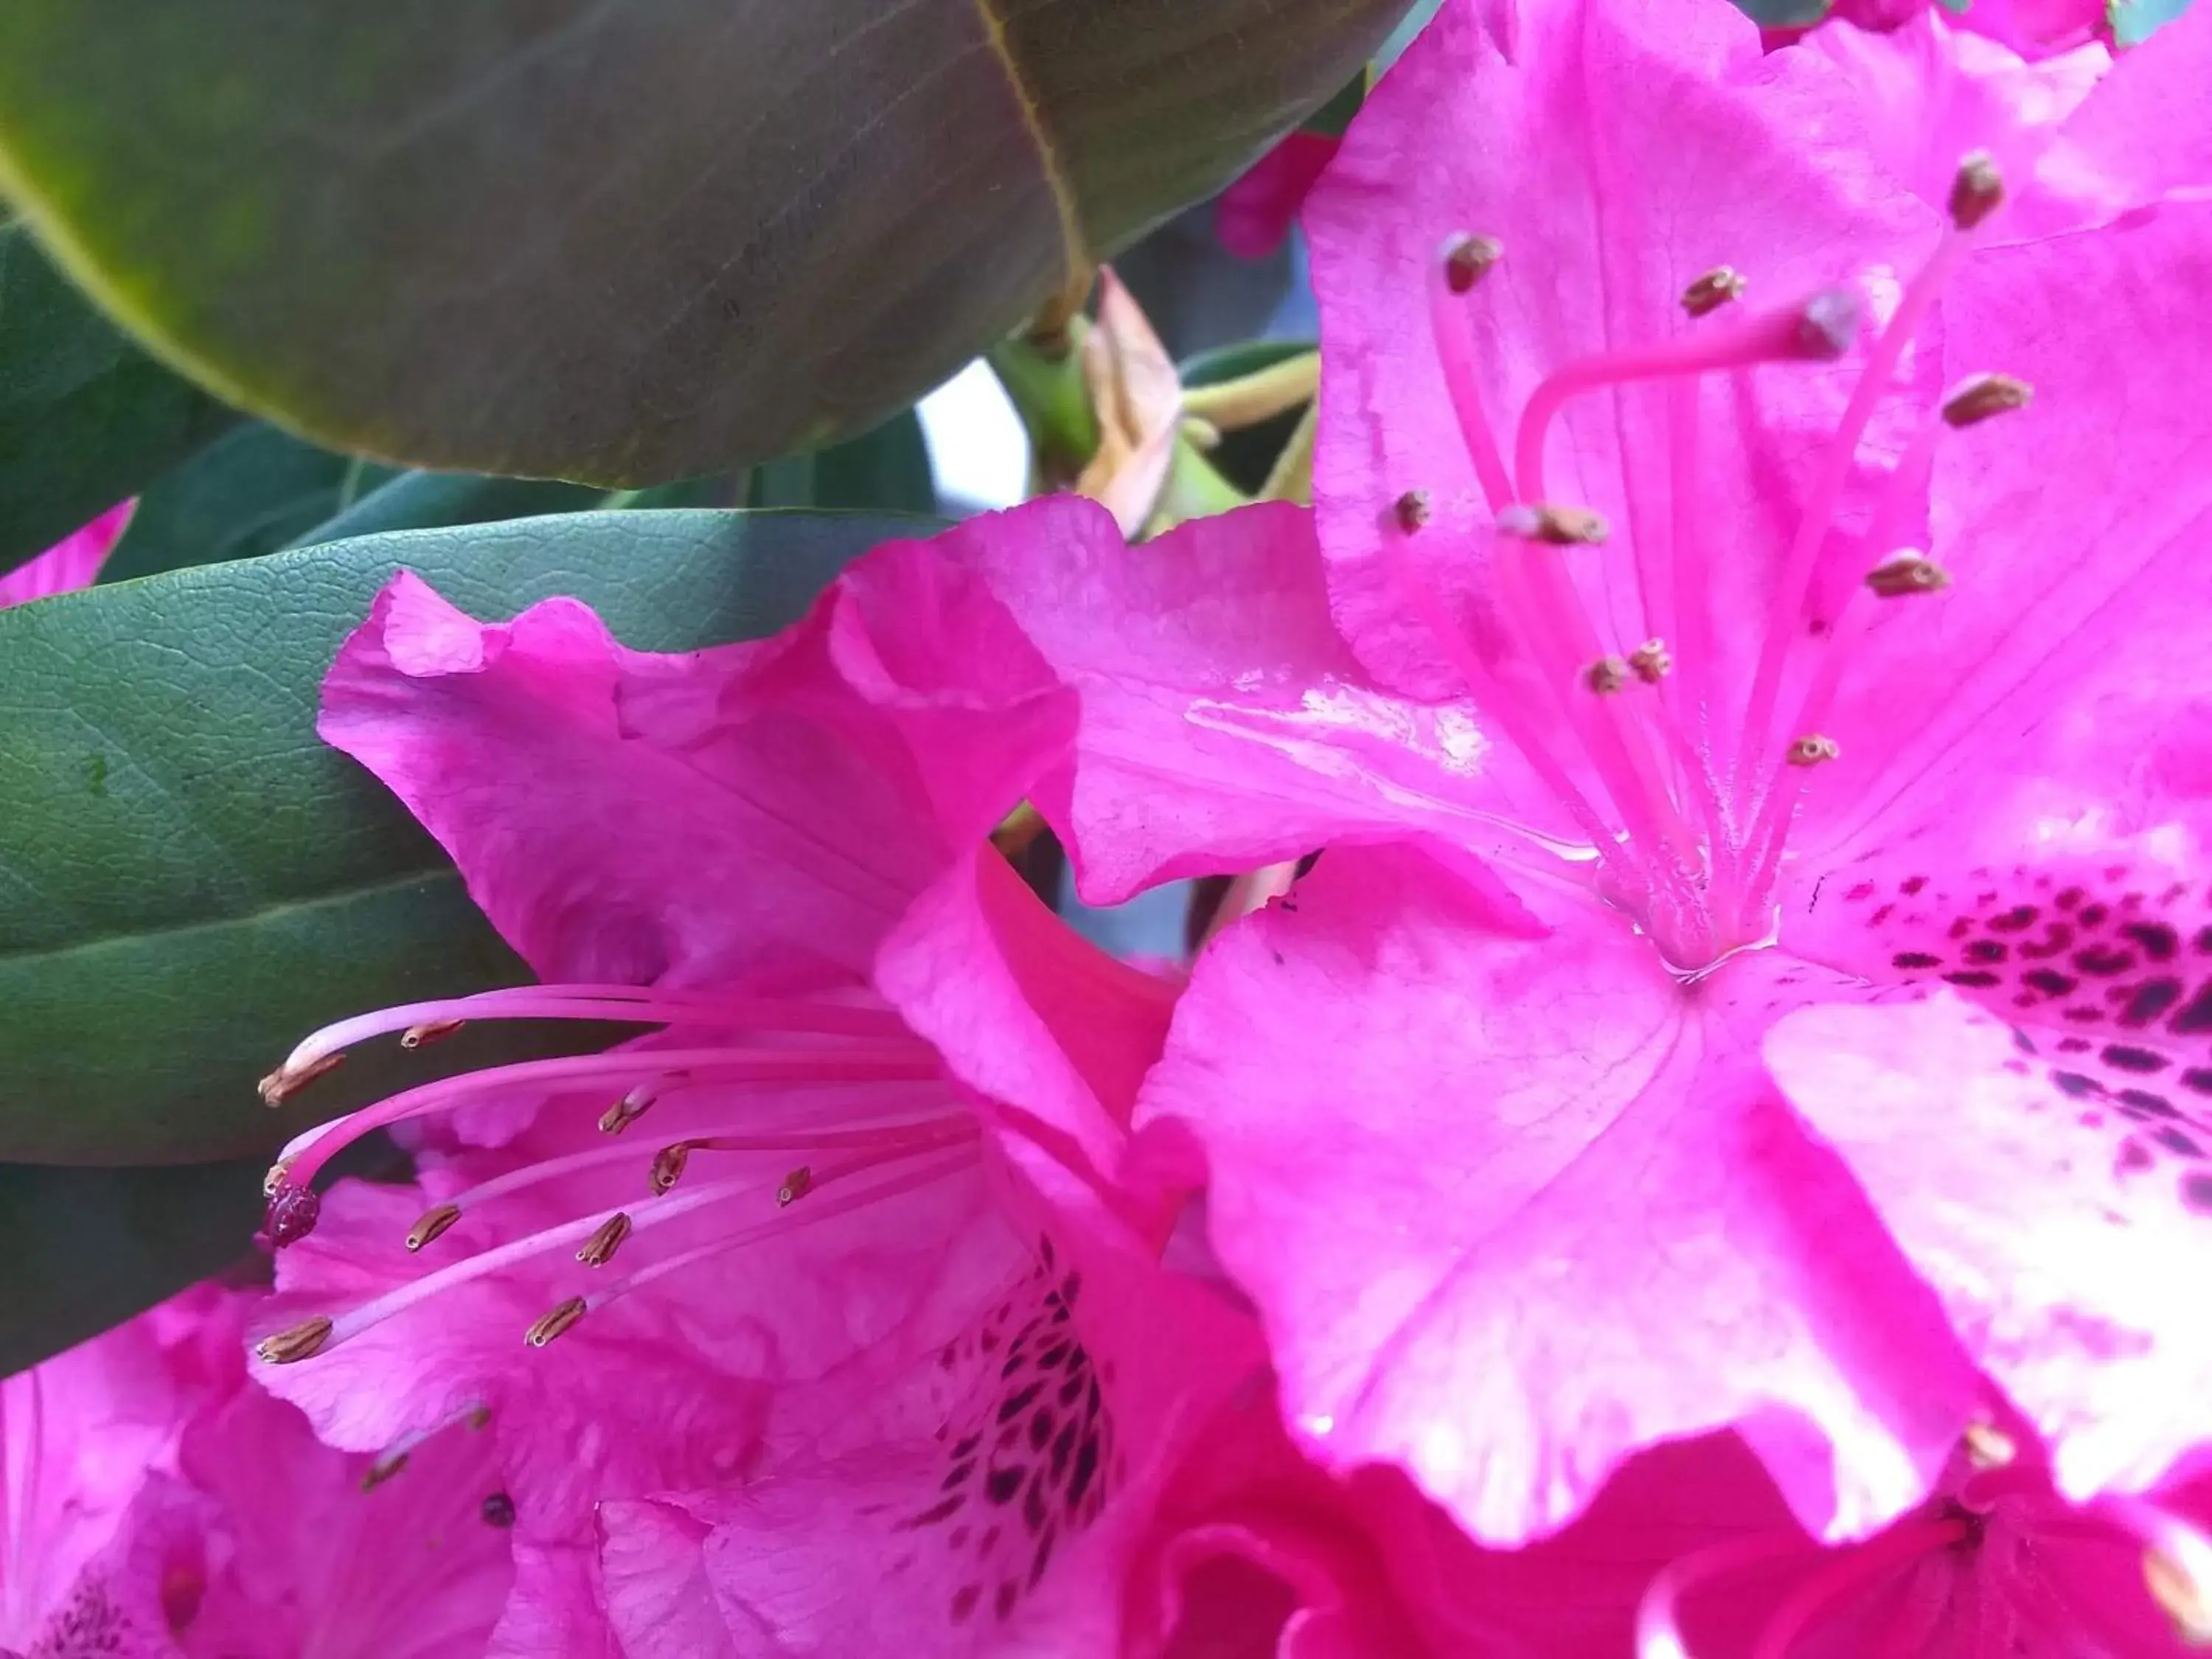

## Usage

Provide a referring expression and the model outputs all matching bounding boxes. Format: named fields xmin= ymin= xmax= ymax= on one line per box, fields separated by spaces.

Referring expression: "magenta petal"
xmin=1139 ymin=842 xmax=1974 ymax=1545
xmin=1216 ymin=131 xmax=1342 ymax=260
xmin=320 ymin=524 xmax=1076 ymax=987
xmin=1768 ymin=990 xmax=2212 ymax=1502
xmin=0 ymin=501 xmax=133 ymax=608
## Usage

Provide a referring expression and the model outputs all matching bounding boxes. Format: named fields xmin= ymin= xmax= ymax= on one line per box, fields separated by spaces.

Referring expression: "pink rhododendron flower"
xmin=1634 ymin=1421 xmax=2212 ymax=1656
xmin=1809 ymin=0 xmax=2107 ymax=59
xmin=1216 ymin=132 xmax=1342 ymax=261
xmin=0 ymin=501 xmax=132 ymax=608
xmin=247 ymin=511 xmax=1279 ymax=1654
xmin=824 ymin=0 xmax=2212 ymax=1559
xmin=1 ymin=1283 xmax=512 ymax=1659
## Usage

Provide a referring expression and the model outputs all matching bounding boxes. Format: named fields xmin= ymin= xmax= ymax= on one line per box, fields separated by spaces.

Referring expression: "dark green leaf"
xmin=0 ymin=509 xmax=927 ymax=1166
xmin=1301 ymin=73 xmax=1366 ymax=140
xmin=748 ymin=410 xmax=936 ymax=515
xmin=0 ymin=220 xmax=236 ymax=576
xmin=289 ymin=469 xmax=606 ymax=549
xmin=0 ymin=0 xmax=1407 ymax=484
xmin=100 ymin=422 xmax=399 ymax=582
xmin=0 ymin=1158 xmax=265 ymax=1372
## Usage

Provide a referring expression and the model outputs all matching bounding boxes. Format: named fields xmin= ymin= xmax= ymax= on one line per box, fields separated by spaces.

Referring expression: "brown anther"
xmin=1865 ymin=551 xmax=1951 ymax=598
xmin=255 ymin=1316 xmax=334 ymax=1366
xmin=1628 ymin=639 xmax=1673 ymax=684
xmin=1442 ymin=234 xmax=1502 ymax=294
xmin=2146 ymin=1546 xmax=2212 ymax=1644
xmin=1498 ymin=504 xmax=1610 ymax=546
xmin=360 ymin=1452 xmax=409 ymax=1492
xmin=467 ymin=1405 xmax=493 ymax=1431
xmin=258 ymin=1051 xmax=343 ymax=1106
xmin=1787 ymin=734 xmax=1842 ymax=768
xmin=526 ymin=1296 xmax=588 ymax=1349
xmin=262 ymin=1161 xmax=293 ymax=1198
xmin=1941 ymin=373 xmax=2033 ymax=428
xmin=1793 ymin=289 xmax=1862 ymax=361
xmin=406 ymin=1202 xmax=462 ymax=1253
xmin=576 ymin=1212 xmax=633 ymax=1267
xmin=1680 ymin=266 xmax=1747 ymax=318
xmin=777 ymin=1166 xmax=815 ymax=1208
xmin=1585 ymin=656 xmax=1630 ymax=696
xmin=400 ymin=1018 xmax=464 ymax=1049
xmin=1392 ymin=489 xmax=1433 ymax=532
xmin=1949 ymin=150 xmax=2005 ymax=231
xmin=1961 ymin=1420 xmax=2017 ymax=1471
xmin=598 ymin=1085 xmax=656 ymax=1135
xmin=649 ymin=1141 xmax=692 ymax=1196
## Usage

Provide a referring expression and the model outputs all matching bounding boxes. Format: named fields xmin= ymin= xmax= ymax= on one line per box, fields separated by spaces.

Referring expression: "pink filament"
xmin=1427 ymin=259 xmax=1516 ymax=510
xmin=277 ymin=1043 xmax=943 ymax=1184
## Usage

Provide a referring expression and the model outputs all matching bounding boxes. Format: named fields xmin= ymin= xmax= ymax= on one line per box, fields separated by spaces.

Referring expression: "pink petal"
xmin=0 ymin=501 xmax=133 ymax=608
xmin=1304 ymin=0 xmax=1935 ymax=701
xmin=597 ymin=1192 xmax=1266 ymax=1657
xmin=1794 ymin=201 xmax=2212 ymax=863
xmin=1767 ymin=990 xmax=2212 ymax=1501
xmin=2031 ymin=0 xmax=2212 ymax=225
xmin=321 ymin=513 xmax=1074 ymax=989
xmin=1216 ymin=131 xmax=1342 ymax=261
xmin=1138 ymin=841 xmax=1974 ymax=1545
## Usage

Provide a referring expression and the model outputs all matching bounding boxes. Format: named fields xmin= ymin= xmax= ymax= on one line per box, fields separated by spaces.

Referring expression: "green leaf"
xmin=1301 ymin=73 xmax=1367 ymax=140
xmin=0 ymin=509 xmax=926 ymax=1166
xmin=0 ymin=1158 xmax=266 ymax=1372
xmin=289 ymin=468 xmax=607 ymax=549
xmin=0 ymin=0 xmax=1408 ymax=486
xmin=748 ymin=410 xmax=936 ymax=515
xmin=0 ymin=220 xmax=236 ymax=577
xmin=99 ymin=422 xmax=399 ymax=583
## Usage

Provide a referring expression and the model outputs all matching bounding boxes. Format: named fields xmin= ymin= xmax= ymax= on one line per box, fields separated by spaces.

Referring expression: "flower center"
xmin=254 ymin=981 xmax=980 ymax=1365
xmin=1394 ymin=153 xmax=2030 ymax=973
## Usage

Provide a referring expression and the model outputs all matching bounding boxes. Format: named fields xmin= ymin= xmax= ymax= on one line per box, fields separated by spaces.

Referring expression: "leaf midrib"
xmin=970 ymin=0 xmax=1089 ymax=280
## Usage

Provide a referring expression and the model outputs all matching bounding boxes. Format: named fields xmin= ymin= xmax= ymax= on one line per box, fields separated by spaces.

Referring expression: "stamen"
xmin=260 ymin=1051 xmax=341 ymax=1105
xmin=1949 ymin=150 xmax=2006 ymax=231
xmin=406 ymin=1203 xmax=462 ymax=1252
xmin=575 ymin=1212 xmax=633 ymax=1267
xmin=1442 ymin=233 xmax=1502 ymax=294
xmin=1498 ymin=504 xmax=1610 ymax=546
xmin=262 ymin=1162 xmax=292 ymax=1198
xmin=1630 ymin=640 xmax=1672 ymax=684
xmin=1515 ymin=291 xmax=1859 ymax=503
xmin=1393 ymin=489 xmax=1432 ymax=532
xmin=650 ymin=1143 xmax=691 ymax=1195
xmin=274 ymin=1043 xmax=940 ymax=1188
xmin=1681 ymin=266 xmax=1747 ymax=318
xmin=1586 ymin=657 xmax=1630 ymax=695
xmin=1637 ymin=1535 xmax=1815 ymax=1659
xmin=1962 ymin=1420 xmax=2017 ymax=1470
xmin=271 ymin=984 xmax=910 ymax=1085
xmin=255 ymin=1317 xmax=334 ymax=1366
xmin=1941 ymin=373 xmax=2033 ymax=428
xmin=400 ymin=1019 xmax=464 ymax=1049
xmin=1786 ymin=735 xmax=1840 ymax=768
xmin=777 ymin=1166 xmax=814 ymax=1206
xmin=2101 ymin=1495 xmax=2212 ymax=1645
xmin=526 ymin=1295 xmax=587 ymax=1348
xmin=361 ymin=1451 xmax=408 ymax=1490
xmin=1865 ymin=552 xmax=1951 ymax=598
xmin=598 ymin=1086 xmax=656 ymax=1135
xmin=1429 ymin=238 xmax=1516 ymax=509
